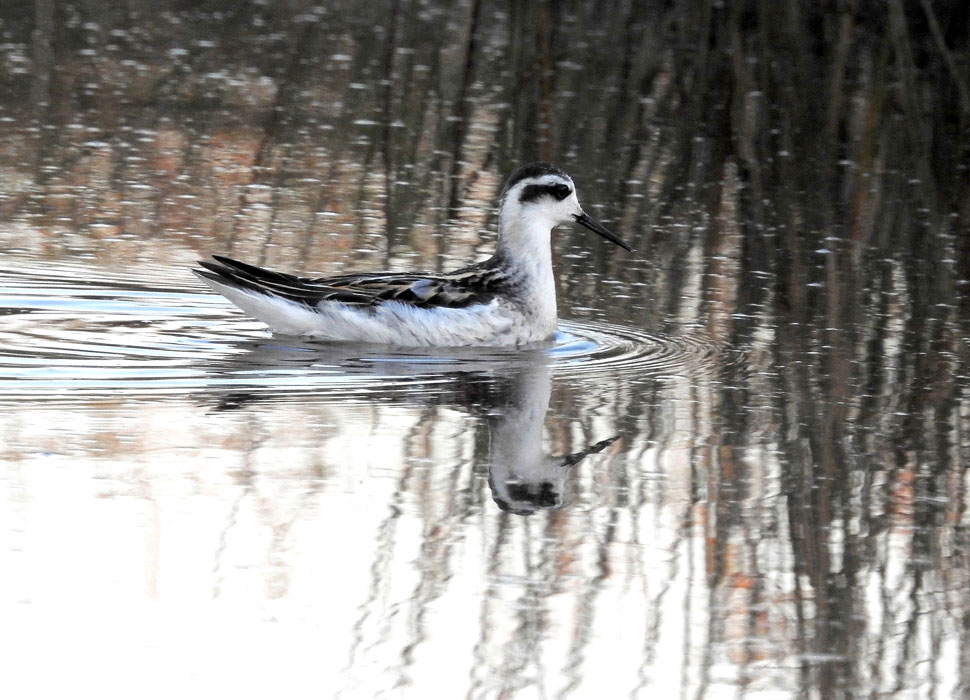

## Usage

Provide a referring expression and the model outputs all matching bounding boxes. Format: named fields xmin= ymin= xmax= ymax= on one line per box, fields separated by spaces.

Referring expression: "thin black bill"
xmin=573 ymin=212 xmax=633 ymax=252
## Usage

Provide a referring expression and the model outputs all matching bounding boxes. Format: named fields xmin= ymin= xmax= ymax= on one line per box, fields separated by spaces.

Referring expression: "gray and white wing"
xmin=195 ymin=255 xmax=505 ymax=309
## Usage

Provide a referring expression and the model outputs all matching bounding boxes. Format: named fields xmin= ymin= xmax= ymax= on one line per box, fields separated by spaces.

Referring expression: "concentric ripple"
xmin=0 ymin=263 xmax=734 ymax=403
xmin=552 ymin=319 xmax=728 ymax=379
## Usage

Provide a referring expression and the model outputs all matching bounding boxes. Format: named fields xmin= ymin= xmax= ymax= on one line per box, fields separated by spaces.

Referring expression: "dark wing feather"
xmin=195 ymin=255 xmax=509 ymax=309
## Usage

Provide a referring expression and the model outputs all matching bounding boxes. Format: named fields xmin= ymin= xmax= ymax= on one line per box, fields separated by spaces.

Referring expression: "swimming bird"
xmin=193 ymin=162 xmax=631 ymax=347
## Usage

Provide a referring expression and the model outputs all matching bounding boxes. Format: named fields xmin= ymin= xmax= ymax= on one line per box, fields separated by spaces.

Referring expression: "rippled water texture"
xmin=0 ymin=263 xmax=728 ymax=400
xmin=2 ymin=2 xmax=969 ymax=699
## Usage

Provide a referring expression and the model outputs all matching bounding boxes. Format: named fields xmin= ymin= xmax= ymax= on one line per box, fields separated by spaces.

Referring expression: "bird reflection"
xmin=484 ymin=361 xmax=618 ymax=515
xmin=199 ymin=337 xmax=619 ymax=515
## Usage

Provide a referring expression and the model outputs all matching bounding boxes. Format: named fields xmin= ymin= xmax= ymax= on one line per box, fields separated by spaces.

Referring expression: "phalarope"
xmin=194 ymin=162 xmax=631 ymax=346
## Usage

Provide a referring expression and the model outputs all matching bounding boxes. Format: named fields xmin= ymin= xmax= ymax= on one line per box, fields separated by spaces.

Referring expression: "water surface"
xmin=1 ymin=2 xmax=968 ymax=699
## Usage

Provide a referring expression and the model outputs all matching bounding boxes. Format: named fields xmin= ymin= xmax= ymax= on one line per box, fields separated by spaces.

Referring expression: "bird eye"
xmin=518 ymin=182 xmax=574 ymax=204
xmin=552 ymin=184 xmax=571 ymax=200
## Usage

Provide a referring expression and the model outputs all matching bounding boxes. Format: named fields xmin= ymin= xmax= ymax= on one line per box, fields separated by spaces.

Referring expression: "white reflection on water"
xmin=0 ymin=259 xmax=965 ymax=700
xmin=0 ymin=259 xmax=723 ymax=698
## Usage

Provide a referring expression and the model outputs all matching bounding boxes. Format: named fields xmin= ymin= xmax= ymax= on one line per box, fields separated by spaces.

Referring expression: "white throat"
xmin=496 ymin=207 xmax=558 ymax=332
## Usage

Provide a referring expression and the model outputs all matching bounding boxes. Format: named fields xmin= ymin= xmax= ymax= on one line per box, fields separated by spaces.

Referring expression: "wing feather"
xmin=195 ymin=255 xmax=508 ymax=309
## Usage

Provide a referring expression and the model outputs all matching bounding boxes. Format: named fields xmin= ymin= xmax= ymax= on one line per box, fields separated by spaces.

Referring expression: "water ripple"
xmin=0 ymin=264 xmax=734 ymax=402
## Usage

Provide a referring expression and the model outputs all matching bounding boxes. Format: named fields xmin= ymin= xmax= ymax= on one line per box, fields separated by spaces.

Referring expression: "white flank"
xmin=196 ymin=272 xmax=531 ymax=347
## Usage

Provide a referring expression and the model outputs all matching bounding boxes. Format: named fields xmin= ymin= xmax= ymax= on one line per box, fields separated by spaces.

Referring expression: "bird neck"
xmin=495 ymin=210 xmax=557 ymax=330
xmin=496 ymin=209 xmax=554 ymax=272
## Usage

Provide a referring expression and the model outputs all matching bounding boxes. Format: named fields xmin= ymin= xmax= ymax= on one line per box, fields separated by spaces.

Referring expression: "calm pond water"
xmin=1 ymin=2 xmax=969 ymax=699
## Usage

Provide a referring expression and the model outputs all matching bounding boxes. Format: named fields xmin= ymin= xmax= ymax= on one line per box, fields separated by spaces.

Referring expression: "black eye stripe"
xmin=519 ymin=183 xmax=572 ymax=203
